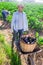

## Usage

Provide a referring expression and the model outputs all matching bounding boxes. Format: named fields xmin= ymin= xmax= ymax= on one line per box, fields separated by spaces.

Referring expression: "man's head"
xmin=18 ymin=4 xmax=24 ymax=12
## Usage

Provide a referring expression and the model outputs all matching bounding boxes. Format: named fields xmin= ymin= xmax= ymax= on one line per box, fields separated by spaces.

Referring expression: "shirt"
xmin=11 ymin=11 xmax=28 ymax=32
xmin=2 ymin=10 xmax=10 ymax=17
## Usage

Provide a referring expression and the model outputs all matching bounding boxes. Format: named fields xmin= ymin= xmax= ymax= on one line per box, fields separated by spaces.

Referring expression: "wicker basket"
xmin=20 ymin=40 xmax=37 ymax=52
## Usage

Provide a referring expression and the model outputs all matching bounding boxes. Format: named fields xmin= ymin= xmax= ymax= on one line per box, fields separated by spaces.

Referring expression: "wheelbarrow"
xmin=12 ymin=33 xmax=42 ymax=65
xmin=19 ymin=36 xmax=42 ymax=65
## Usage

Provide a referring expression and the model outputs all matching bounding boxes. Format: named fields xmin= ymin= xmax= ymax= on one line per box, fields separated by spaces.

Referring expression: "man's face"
xmin=18 ymin=6 xmax=23 ymax=12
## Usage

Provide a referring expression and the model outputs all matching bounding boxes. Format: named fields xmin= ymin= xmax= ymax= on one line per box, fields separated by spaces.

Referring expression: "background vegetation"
xmin=0 ymin=2 xmax=43 ymax=32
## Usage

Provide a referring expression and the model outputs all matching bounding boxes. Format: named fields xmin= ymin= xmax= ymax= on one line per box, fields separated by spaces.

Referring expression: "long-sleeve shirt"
xmin=11 ymin=11 xmax=28 ymax=32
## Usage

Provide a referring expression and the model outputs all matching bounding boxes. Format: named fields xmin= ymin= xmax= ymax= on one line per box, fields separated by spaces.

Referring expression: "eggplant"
xmin=22 ymin=37 xmax=36 ymax=44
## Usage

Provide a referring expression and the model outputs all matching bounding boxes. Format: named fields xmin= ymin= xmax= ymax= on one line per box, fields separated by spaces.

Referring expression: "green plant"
xmin=0 ymin=34 xmax=5 ymax=43
xmin=35 ymin=32 xmax=39 ymax=38
xmin=11 ymin=49 xmax=21 ymax=65
xmin=35 ymin=32 xmax=43 ymax=46
xmin=3 ymin=43 xmax=11 ymax=58
xmin=0 ymin=42 xmax=10 ymax=65
xmin=0 ymin=34 xmax=21 ymax=65
xmin=38 ymin=37 xmax=43 ymax=46
xmin=0 ymin=13 xmax=2 ymax=18
xmin=6 ymin=15 xmax=12 ymax=23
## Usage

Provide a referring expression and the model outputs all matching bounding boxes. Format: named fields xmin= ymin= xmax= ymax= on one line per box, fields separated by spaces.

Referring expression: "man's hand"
xmin=11 ymin=30 xmax=14 ymax=34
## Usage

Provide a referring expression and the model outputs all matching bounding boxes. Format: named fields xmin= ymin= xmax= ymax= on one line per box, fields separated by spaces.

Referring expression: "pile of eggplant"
xmin=21 ymin=37 xmax=36 ymax=44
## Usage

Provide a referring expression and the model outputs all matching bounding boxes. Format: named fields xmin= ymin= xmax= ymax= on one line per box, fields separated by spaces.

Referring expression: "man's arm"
xmin=11 ymin=13 xmax=15 ymax=33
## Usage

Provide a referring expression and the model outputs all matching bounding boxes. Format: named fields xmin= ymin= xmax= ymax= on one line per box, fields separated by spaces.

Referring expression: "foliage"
xmin=0 ymin=44 xmax=7 ymax=65
xmin=35 ymin=32 xmax=43 ymax=46
xmin=3 ymin=42 xmax=11 ymax=58
xmin=35 ymin=32 xmax=39 ymax=38
xmin=0 ymin=34 xmax=21 ymax=65
xmin=0 ymin=2 xmax=43 ymax=32
xmin=38 ymin=37 xmax=43 ymax=46
xmin=0 ymin=34 xmax=5 ymax=43
xmin=6 ymin=15 xmax=12 ymax=23
xmin=11 ymin=49 xmax=21 ymax=65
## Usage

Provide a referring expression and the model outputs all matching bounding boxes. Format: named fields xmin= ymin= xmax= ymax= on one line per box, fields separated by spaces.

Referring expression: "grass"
xmin=0 ymin=34 xmax=21 ymax=65
xmin=0 ymin=42 xmax=10 ymax=65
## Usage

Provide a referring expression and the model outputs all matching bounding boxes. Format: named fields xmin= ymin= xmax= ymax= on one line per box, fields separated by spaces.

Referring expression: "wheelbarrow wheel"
xmin=27 ymin=56 xmax=34 ymax=65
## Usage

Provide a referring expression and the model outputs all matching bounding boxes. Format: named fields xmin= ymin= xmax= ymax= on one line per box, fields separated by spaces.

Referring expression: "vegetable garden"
xmin=0 ymin=2 xmax=43 ymax=65
xmin=0 ymin=2 xmax=43 ymax=32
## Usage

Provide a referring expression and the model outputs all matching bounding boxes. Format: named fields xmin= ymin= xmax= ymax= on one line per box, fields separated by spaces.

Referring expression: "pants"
xmin=12 ymin=29 xmax=23 ymax=52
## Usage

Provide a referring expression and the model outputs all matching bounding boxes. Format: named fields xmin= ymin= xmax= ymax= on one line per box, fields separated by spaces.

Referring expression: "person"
xmin=1 ymin=9 xmax=10 ymax=26
xmin=11 ymin=4 xmax=29 ymax=51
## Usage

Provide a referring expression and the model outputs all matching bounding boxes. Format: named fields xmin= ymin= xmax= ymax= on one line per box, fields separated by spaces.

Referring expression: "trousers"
xmin=12 ymin=29 xmax=23 ymax=52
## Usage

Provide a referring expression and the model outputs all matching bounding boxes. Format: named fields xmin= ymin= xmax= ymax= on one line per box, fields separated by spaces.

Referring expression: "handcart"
xmin=12 ymin=34 xmax=42 ymax=65
xmin=19 ymin=36 xmax=42 ymax=65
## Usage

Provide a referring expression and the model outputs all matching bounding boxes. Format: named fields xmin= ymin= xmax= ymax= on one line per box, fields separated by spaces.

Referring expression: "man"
xmin=11 ymin=4 xmax=28 ymax=51
xmin=1 ymin=9 xmax=10 ymax=26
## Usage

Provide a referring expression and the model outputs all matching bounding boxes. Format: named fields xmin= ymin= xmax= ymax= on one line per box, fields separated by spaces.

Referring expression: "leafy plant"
xmin=35 ymin=32 xmax=39 ymax=38
xmin=0 ymin=34 xmax=5 ymax=43
xmin=6 ymin=15 xmax=12 ymax=23
xmin=0 ymin=34 xmax=21 ymax=65
xmin=38 ymin=37 xmax=43 ymax=46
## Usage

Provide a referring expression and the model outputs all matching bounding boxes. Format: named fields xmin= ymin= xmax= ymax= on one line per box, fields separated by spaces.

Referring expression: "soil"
xmin=0 ymin=20 xmax=43 ymax=65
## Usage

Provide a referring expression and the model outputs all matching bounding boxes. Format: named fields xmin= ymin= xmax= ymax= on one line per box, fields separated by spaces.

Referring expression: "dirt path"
xmin=0 ymin=20 xmax=43 ymax=65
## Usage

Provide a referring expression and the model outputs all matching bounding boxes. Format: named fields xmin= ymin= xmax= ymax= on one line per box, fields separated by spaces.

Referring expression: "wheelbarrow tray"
xmin=20 ymin=47 xmax=42 ymax=54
